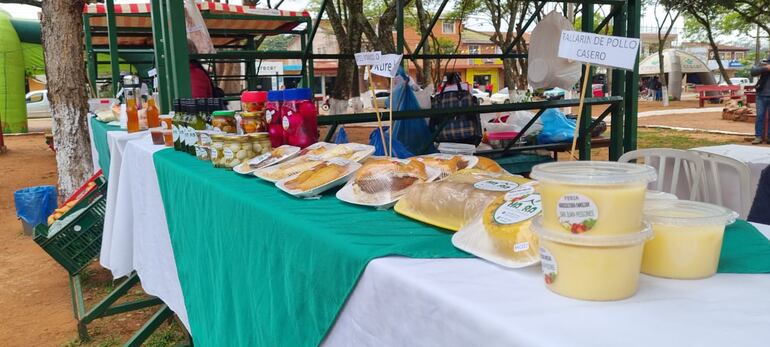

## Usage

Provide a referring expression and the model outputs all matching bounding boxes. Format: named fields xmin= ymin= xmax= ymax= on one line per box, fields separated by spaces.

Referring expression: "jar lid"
xmin=531 ymin=216 xmax=653 ymax=247
xmin=212 ymin=110 xmax=235 ymax=117
xmin=241 ymin=91 xmax=267 ymax=103
xmin=211 ymin=134 xmax=227 ymax=140
xmin=283 ymin=88 xmax=313 ymax=101
xmin=268 ymin=90 xmax=284 ymax=101
xmin=241 ymin=112 xmax=257 ymax=118
xmin=645 ymin=200 xmax=737 ymax=226
xmin=530 ymin=161 xmax=657 ymax=185
xmin=248 ymin=132 xmax=269 ymax=139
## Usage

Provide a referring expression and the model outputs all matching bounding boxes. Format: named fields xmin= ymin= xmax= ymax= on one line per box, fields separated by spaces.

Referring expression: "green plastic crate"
xmin=33 ymin=177 xmax=107 ymax=275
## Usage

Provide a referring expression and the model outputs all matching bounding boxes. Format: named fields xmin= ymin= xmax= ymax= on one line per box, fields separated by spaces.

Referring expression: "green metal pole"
xmin=105 ymin=0 xmax=121 ymax=96
xmin=300 ymin=30 xmax=308 ymax=88
xmin=150 ymin=0 xmax=170 ymax=113
xmin=610 ymin=4 xmax=627 ymax=160
xmin=579 ymin=2 xmax=594 ymax=160
xmin=160 ymin=0 xmax=175 ymax=104
xmin=245 ymin=37 xmax=257 ymax=90
xmin=83 ymin=15 xmax=97 ymax=95
xmin=396 ymin=0 xmax=404 ymax=54
xmin=165 ymin=0 xmax=192 ymax=98
xmin=625 ymin=0 xmax=641 ymax=152
xmin=306 ymin=19 xmax=315 ymax=92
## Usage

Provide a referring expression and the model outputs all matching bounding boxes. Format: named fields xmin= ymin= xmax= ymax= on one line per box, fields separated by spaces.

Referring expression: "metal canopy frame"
xmin=90 ymin=0 xmax=640 ymax=160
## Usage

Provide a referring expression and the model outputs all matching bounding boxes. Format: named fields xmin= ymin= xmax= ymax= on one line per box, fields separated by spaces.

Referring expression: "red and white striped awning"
xmin=84 ymin=1 xmax=309 ymax=46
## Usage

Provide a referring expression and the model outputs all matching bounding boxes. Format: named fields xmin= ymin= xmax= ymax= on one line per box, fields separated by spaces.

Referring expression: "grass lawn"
xmin=637 ymin=128 xmax=745 ymax=149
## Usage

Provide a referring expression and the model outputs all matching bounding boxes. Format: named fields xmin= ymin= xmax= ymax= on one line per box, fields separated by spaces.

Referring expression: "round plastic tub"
xmin=530 ymin=161 xmax=657 ymax=235
xmin=531 ymin=216 xmax=652 ymax=301
xmin=642 ymin=200 xmax=737 ymax=279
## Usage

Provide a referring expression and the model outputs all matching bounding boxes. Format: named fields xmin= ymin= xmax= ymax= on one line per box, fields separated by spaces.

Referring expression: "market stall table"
xmin=90 ymin=125 xmax=770 ymax=346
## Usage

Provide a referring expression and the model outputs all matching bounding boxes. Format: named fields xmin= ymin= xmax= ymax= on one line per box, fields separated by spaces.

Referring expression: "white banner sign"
xmin=557 ymin=31 xmax=640 ymax=70
xmin=256 ymin=61 xmax=284 ymax=76
xmin=370 ymin=54 xmax=403 ymax=78
xmin=355 ymin=51 xmax=382 ymax=66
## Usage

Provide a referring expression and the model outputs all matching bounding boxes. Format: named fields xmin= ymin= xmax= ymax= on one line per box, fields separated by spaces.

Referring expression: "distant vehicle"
xmin=543 ymin=87 xmax=567 ymax=100
xmin=471 ymin=88 xmax=488 ymax=104
xmin=490 ymin=87 xmax=510 ymax=104
xmin=373 ymin=90 xmax=390 ymax=109
xmin=730 ymin=77 xmax=752 ymax=86
xmin=26 ymin=90 xmax=51 ymax=119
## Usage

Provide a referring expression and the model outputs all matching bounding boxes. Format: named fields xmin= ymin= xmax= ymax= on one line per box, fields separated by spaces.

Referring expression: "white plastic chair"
xmin=618 ymin=148 xmax=705 ymax=200
xmin=692 ymin=150 xmax=752 ymax=219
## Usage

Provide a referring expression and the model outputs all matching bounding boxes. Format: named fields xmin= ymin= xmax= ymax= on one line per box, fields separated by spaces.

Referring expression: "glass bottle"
xmin=126 ymin=88 xmax=140 ymax=133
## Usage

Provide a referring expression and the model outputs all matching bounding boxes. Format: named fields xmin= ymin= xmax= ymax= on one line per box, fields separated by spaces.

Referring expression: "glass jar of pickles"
xmin=211 ymin=110 xmax=237 ymax=133
xmin=210 ymin=134 xmax=226 ymax=168
xmin=195 ymin=145 xmax=210 ymax=161
xmin=248 ymin=132 xmax=272 ymax=155
xmin=222 ymin=135 xmax=254 ymax=169
xmin=240 ymin=112 xmax=268 ymax=134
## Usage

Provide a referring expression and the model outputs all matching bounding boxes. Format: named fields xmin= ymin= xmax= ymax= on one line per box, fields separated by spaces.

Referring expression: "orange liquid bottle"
xmin=126 ymin=95 xmax=140 ymax=133
xmin=146 ymin=97 xmax=160 ymax=128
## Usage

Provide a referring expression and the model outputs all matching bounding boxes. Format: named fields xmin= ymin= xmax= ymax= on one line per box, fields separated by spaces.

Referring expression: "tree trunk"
xmin=700 ymin=19 xmax=731 ymax=84
xmin=41 ymin=0 xmax=93 ymax=198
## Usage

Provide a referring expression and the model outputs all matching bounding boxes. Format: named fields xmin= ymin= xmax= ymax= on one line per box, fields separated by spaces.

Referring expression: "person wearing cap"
xmin=750 ymin=56 xmax=770 ymax=144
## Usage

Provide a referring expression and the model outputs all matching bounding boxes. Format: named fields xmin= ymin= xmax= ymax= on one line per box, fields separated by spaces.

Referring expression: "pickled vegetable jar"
xmin=195 ymin=145 xmax=210 ymax=161
xmin=240 ymin=112 xmax=268 ymax=134
xmin=211 ymin=110 xmax=237 ymax=133
xmin=210 ymin=134 xmax=227 ymax=168
xmin=241 ymin=91 xmax=267 ymax=113
xmin=531 ymin=217 xmax=652 ymax=301
xmin=642 ymin=200 xmax=736 ymax=279
xmin=248 ymin=133 xmax=272 ymax=155
xmin=530 ymin=161 xmax=657 ymax=235
xmin=222 ymin=135 xmax=253 ymax=169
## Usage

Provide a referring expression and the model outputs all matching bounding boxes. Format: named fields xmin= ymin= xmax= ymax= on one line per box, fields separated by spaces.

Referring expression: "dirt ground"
xmin=0 ymin=135 xmax=182 ymax=347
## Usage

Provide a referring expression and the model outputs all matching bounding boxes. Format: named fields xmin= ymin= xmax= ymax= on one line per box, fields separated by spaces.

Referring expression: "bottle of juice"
xmin=266 ymin=90 xmax=284 ymax=147
xmin=146 ymin=95 xmax=160 ymax=128
xmin=126 ymin=88 xmax=140 ymax=133
xmin=281 ymin=88 xmax=317 ymax=148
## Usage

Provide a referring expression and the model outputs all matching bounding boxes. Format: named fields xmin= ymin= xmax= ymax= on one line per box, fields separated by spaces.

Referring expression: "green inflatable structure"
xmin=0 ymin=11 xmax=27 ymax=133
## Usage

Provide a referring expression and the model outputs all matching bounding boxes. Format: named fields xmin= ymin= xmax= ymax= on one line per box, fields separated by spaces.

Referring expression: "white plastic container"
xmin=642 ymin=200 xmax=737 ymax=279
xmin=531 ymin=216 xmax=653 ymax=301
xmin=530 ymin=161 xmax=657 ymax=235
xmin=438 ymin=142 xmax=477 ymax=155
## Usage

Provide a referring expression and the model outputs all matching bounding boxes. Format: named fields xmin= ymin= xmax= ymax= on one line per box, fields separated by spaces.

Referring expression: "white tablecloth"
xmin=96 ymin=132 xmax=770 ymax=346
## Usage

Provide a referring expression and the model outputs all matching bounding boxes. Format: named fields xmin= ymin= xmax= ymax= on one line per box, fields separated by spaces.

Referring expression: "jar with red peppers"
xmin=241 ymin=91 xmax=267 ymax=113
xmin=240 ymin=111 xmax=268 ymax=134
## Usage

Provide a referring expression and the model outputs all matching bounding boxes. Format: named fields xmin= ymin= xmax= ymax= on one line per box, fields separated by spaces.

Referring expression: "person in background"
xmin=486 ymin=83 xmax=493 ymax=96
xmin=647 ymin=77 xmax=657 ymax=100
xmin=748 ymin=166 xmax=770 ymax=224
xmin=750 ymin=57 xmax=770 ymax=144
xmin=187 ymin=39 xmax=214 ymax=98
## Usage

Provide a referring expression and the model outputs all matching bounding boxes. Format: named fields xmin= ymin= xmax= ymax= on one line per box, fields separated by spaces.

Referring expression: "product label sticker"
xmin=540 ymin=247 xmax=558 ymax=285
xmin=200 ymin=133 xmax=211 ymax=146
xmin=265 ymin=109 xmax=275 ymax=123
xmin=474 ymin=179 xmax=519 ymax=192
xmin=187 ymin=127 xmax=196 ymax=146
xmin=513 ymin=242 xmax=530 ymax=253
xmin=282 ymin=115 xmax=290 ymax=131
xmin=223 ymin=148 xmax=234 ymax=160
xmin=503 ymin=185 xmax=536 ymax=200
xmin=172 ymin=125 xmax=179 ymax=142
xmin=211 ymin=149 xmax=218 ymax=159
xmin=557 ymin=193 xmax=599 ymax=233
xmin=493 ymin=190 xmax=542 ymax=225
xmin=195 ymin=147 xmax=203 ymax=157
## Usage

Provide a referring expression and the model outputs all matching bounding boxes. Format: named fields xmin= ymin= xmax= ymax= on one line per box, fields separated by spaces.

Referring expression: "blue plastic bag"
xmin=390 ymin=67 xmax=436 ymax=154
xmin=537 ymin=108 xmax=576 ymax=144
xmin=14 ymin=185 xmax=57 ymax=227
xmin=369 ymin=126 xmax=414 ymax=159
xmin=334 ymin=126 xmax=349 ymax=144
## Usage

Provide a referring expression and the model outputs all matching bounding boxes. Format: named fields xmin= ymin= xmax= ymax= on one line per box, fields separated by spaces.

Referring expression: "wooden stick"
xmin=388 ymin=77 xmax=394 ymax=157
xmin=367 ymin=67 xmax=388 ymax=157
xmin=569 ymin=63 xmax=592 ymax=161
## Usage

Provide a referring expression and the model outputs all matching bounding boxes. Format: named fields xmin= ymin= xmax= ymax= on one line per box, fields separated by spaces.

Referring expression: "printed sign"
xmin=557 ymin=30 xmax=640 ymax=70
xmin=355 ymin=51 xmax=382 ymax=66
xmin=370 ymin=54 xmax=403 ymax=78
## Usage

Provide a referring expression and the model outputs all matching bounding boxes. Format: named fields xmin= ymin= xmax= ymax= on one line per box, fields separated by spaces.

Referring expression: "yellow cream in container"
xmin=642 ymin=200 xmax=737 ymax=279
xmin=530 ymin=161 xmax=657 ymax=235
xmin=530 ymin=217 xmax=653 ymax=301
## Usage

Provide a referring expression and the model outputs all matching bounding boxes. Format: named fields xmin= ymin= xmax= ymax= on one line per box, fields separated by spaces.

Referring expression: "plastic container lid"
xmin=530 ymin=161 xmax=657 ymax=185
xmin=212 ymin=110 xmax=235 ymax=117
xmin=437 ymin=142 xmax=476 ymax=155
xmin=268 ymin=90 xmax=284 ymax=101
xmin=644 ymin=200 xmax=737 ymax=226
xmin=487 ymin=131 xmax=519 ymax=140
xmin=284 ymin=88 xmax=313 ymax=101
xmin=645 ymin=190 xmax=678 ymax=201
xmin=531 ymin=216 xmax=653 ymax=247
xmin=241 ymin=91 xmax=267 ymax=103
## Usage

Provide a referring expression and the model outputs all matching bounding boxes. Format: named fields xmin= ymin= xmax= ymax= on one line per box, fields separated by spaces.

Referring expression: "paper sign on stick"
xmin=355 ymin=51 xmax=382 ymax=66
xmin=370 ymin=54 xmax=403 ymax=78
xmin=557 ymin=31 xmax=640 ymax=70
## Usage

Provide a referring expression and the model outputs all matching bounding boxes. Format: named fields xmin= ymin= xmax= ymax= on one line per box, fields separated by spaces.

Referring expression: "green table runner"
xmin=89 ymin=117 xmax=123 ymax=178
xmin=153 ymin=150 xmax=471 ymax=347
xmin=718 ymin=219 xmax=770 ymax=273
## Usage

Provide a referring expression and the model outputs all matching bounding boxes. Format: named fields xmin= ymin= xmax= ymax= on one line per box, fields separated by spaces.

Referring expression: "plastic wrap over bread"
xmin=394 ymin=170 xmax=533 ymax=231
